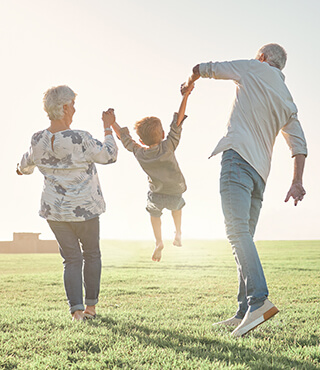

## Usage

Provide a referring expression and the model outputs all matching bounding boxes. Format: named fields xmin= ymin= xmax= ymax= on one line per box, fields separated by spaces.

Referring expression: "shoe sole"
xmin=233 ymin=306 xmax=279 ymax=337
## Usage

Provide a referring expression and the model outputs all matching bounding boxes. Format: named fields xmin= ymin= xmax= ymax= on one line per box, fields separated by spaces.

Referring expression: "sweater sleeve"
xmin=119 ymin=127 xmax=142 ymax=153
xmin=165 ymin=113 xmax=187 ymax=151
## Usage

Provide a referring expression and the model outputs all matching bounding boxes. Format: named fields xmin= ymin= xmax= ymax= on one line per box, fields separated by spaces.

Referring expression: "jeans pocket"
xmin=235 ymin=162 xmax=255 ymax=190
xmin=220 ymin=158 xmax=254 ymax=192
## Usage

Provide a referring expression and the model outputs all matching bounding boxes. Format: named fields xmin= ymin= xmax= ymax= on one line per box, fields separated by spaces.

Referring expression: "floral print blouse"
xmin=19 ymin=129 xmax=118 ymax=222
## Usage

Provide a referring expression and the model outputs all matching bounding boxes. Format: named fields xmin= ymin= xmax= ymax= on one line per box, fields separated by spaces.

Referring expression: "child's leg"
xmin=150 ymin=215 xmax=164 ymax=262
xmin=172 ymin=209 xmax=182 ymax=246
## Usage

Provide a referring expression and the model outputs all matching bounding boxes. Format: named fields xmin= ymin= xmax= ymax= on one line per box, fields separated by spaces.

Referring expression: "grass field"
xmin=1 ymin=240 xmax=320 ymax=369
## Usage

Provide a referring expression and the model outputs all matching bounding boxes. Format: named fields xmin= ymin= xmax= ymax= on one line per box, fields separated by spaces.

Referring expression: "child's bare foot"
xmin=152 ymin=242 xmax=164 ymax=262
xmin=173 ymin=233 xmax=182 ymax=247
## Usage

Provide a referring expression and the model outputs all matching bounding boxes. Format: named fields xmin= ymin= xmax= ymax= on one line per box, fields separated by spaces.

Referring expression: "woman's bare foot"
xmin=173 ymin=232 xmax=182 ymax=247
xmin=152 ymin=242 xmax=164 ymax=262
xmin=72 ymin=310 xmax=85 ymax=321
xmin=84 ymin=305 xmax=96 ymax=318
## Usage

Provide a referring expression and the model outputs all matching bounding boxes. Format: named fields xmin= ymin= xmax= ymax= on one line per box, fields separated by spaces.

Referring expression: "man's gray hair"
xmin=43 ymin=85 xmax=76 ymax=121
xmin=256 ymin=43 xmax=287 ymax=70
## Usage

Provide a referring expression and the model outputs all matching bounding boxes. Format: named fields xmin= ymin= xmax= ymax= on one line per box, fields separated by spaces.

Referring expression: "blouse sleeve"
xmin=19 ymin=146 xmax=36 ymax=174
xmin=83 ymin=132 xmax=118 ymax=164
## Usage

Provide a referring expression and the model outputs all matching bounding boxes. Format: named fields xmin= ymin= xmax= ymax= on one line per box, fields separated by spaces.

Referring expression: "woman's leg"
xmin=74 ymin=217 xmax=101 ymax=314
xmin=47 ymin=220 xmax=84 ymax=314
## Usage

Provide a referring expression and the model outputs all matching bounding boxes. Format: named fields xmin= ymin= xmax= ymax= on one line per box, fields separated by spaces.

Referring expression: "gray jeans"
xmin=47 ymin=217 xmax=101 ymax=314
xmin=220 ymin=150 xmax=268 ymax=318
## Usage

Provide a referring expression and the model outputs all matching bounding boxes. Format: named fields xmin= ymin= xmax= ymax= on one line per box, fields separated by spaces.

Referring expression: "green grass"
xmin=1 ymin=240 xmax=320 ymax=369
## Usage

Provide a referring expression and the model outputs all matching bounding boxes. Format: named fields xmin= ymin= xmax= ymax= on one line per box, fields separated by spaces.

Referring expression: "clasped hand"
xmin=102 ymin=108 xmax=115 ymax=127
xmin=180 ymin=82 xmax=194 ymax=96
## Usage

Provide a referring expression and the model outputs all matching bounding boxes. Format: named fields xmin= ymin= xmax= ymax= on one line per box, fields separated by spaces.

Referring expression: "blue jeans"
xmin=47 ymin=217 xmax=101 ymax=314
xmin=220 ymin=150 xmax=268 ymax=318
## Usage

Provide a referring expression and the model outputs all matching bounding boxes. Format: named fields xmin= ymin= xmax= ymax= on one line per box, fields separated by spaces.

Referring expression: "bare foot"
xmin=84 ymin=305 xmax=96 ymax=318
xmin=173 ymin=233 xmax=182 ymax=247
xmin=72 ymin=310 xmax=85 ymax=321
xmin=152 ymin=242 xmax=164 ymax=262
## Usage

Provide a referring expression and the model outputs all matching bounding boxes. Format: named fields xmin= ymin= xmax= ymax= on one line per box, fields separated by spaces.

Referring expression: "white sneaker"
xmin=212 ymin=316 xmax=242 ymax=327
xmin=231 ymin=299 xmax=279 ymax=337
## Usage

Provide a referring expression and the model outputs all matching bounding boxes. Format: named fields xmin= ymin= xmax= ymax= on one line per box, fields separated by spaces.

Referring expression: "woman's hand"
xmin=16 ymin=163 xmax=23 ymax=175
xmin=102 ymin=108 xmax=115 ymax=128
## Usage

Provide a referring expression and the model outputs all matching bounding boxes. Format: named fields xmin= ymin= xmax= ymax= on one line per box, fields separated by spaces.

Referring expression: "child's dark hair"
xmin=134 ymin=116 xmax=163 ymax=146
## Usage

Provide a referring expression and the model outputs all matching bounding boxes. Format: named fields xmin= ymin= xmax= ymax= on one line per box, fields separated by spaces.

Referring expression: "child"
xmin=110 ymin=83 xmax=194 ymax=262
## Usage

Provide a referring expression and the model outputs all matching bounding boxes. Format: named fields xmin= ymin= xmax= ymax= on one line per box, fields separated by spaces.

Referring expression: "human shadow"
xmin=84 ymin=316 xmax=319 ymax=369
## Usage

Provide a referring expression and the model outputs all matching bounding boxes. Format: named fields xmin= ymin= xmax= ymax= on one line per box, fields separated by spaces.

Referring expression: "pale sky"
xmin=1 ymin=0 xmax=319 ymax=241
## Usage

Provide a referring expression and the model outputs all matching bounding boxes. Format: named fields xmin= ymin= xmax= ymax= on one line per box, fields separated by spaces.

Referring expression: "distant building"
xmin=0 ymin=233 xmax=58 ymax=253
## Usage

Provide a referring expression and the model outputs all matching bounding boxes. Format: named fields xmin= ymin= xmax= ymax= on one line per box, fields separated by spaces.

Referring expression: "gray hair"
xmin=256 ymin=43 xmax=287 ymax=70
xmin=43 ymin=85 xmax=76 ymax=120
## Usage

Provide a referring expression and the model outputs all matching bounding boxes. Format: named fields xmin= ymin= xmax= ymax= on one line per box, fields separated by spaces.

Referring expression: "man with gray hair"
xmin=182 ymin=43 xmax=307 ymax=337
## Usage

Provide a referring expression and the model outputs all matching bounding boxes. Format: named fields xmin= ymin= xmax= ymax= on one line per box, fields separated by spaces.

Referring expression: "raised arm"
xmin=177 ymin=82 xmax=194 ymax=126
xmin=188 ymin=64 xmax=201 ymax=86
xmin=284 ymin=154 xmax=306 ymax=206
xmin=102 ymin=108 xmax=116 ymax=136
xmin=108 ymin=114 xmax=141 ymax=153
xmin=181 ymin=64 xmax=200 ymax=95
xmin=111 ymin=121 xmax=122 ymax=140
xmin=81 ymin=109 xmax=118 ymax=164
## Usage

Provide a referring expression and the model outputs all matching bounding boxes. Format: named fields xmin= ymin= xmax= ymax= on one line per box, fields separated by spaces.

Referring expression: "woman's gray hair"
xmin=43 ymin=85 xmax=76 ymax=120
xmin=256 ymin=43 xmax=287 ymax=70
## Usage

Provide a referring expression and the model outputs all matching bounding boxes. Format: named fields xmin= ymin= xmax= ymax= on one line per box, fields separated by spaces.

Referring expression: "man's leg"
xmin=235 ymin=258 xmax=248 ymax=319
xmin=235 ymin=181 xmax=265 ymax=318
xmin=150 ymin=216 xmax=164 ymax=262
xmin=220 ymin=150 xmax=268 ymax=310
xmin=249 ymin=195 xmax=264 ymax=237
xmin=219 ymin=150 xmax=278 ymax=336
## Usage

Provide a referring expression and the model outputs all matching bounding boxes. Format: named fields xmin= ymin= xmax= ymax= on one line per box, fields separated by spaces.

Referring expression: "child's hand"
xmin=180 ymin=82 xmax=194 ymax=96
xmin=102 ymin=108 xmax=115 ymax=128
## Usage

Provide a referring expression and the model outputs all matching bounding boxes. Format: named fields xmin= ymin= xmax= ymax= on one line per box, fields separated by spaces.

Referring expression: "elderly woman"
xmin=17 ymin=85 xmax=118 ymax=321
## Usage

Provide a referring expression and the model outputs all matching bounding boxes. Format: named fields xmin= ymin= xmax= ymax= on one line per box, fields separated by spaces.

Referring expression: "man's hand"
xmin=285 ymin=182 xmax=306 ymax=206
xmin=102 ymin=108 xmax=115 ymax=128
xmin=285 ymin=154 xmax=306 ymax=206
xmin=181 ymin=64 xmax=200 ymax=95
